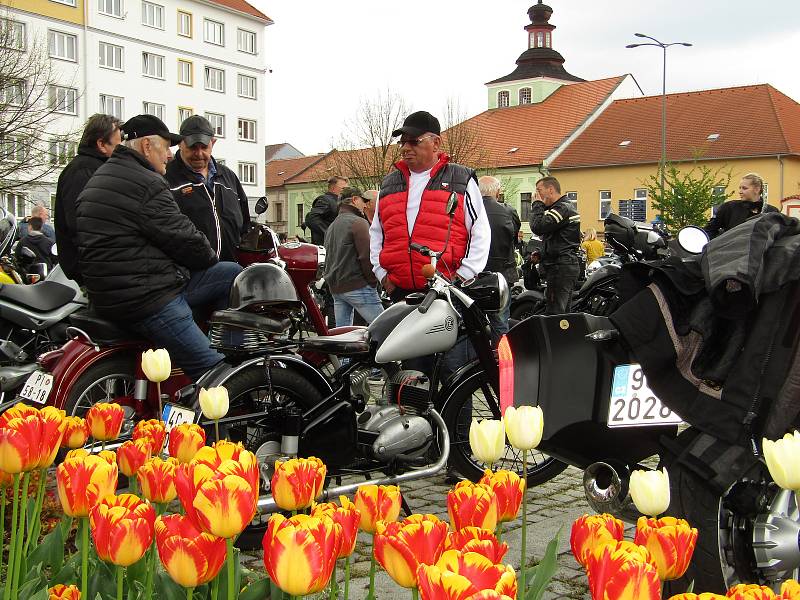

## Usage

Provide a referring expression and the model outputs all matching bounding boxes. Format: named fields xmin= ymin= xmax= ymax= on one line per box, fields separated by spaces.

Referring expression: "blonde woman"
xmin=704 ymin=173 xmax=778 ymax=239
xmin=581 ymin=228 xmax=605 ymax=263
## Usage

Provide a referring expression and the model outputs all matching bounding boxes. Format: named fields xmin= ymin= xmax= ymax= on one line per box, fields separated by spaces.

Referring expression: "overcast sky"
xmin=251 ymin=0 xmax=800 ymax=156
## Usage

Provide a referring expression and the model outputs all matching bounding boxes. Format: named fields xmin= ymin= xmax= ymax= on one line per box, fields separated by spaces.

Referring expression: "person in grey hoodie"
xmin=323 ymin=187 xmax=384 ymax=326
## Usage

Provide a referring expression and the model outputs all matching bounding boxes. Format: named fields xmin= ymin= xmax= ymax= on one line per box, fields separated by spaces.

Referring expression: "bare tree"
xmin=0 ymin=16 xmax=77 ymax=198
xmin=440 ymin=97 xmax=488 ymax=170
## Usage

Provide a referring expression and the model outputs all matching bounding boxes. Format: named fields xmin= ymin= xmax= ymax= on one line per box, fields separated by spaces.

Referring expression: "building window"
xmin=519 ymin=87 xmax=531 ymax=105
xmin=497 ymin=91 xmax=509 ymax=108
xmin=204 ymin=66 xmax=224 ymax=92
xmin=275 ymin=202 xmax=283 ymax=223
xmin=51 ymin=0 xmax=77 ymax=6
xmin=536 ymin=32 xmax=544 ymax=47
xmin=99 ymin=93 xmax=124 ymax=118
xmin=143 ymin=101 xmax=165 ymax=121
xmin=177 ymin=59 xmax=193 ymax=86
xmin=1 ymin=80 xmax=25 ymax=106
xmin=599 ymin=190 xmax=612 ymax=219
xmin=178 ymin=107 xmax=193 ymax=124
xmin=1 ymin=193 xmax=27 ymax=217
xmin=48 ymin=30 xmax=77 ymax=62
xmin=520 ymin=192 xmax=532 ymax=222
xmin=545 ymin=32 xmax=551 ymax=47
xmin=99 ymin=0 xmax=123 ymax=17
xmin=141 ymin=1 xmax=164 ymax=29
xmin=99 ymin=41 xmax=123 ymax=70
xmin=49 ymin=140 xmax=77 ymax=165
xmin=49 ymin=85 xmax=77 ymax=115
xmin=237 ymin=28 xmax=256 ymax=54
xmin=3 ymin=20 xmax=26 ymax=51
xmin=762 ymin=182 xmax=769 ymax=202
xmin=0 ymin=137 xmax=26 ymax=163
xmin=177 ymin=10 xmax=192 ymax=37
xmin=238 ymin=162 xmax=256 ymax=185
xmin=142 ymin=52 xmax=164 ymax=79
xmin=203 ymin=18 xmax=224 ymax=46
xmin=237 ymin=74 xmax=256 ymax=99
xmin=205 ymin=112 xmax=224 ymax=137
xmin=296 ymin=204 xmax=303 ymax=228
xmin=237 ymin=118 xmax=256 ymax=142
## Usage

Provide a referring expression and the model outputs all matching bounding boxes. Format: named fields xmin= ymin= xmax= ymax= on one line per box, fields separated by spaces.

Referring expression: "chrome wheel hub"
xmin=753 ymin=489 xmax=800 ymax=581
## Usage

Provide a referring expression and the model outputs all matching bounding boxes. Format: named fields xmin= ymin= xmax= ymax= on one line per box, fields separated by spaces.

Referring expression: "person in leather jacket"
xmin=303 ymin=175 xmax=347 ymax=245
xmin=166 ymin=115 xmax=251 ymax=262
xmin=704 ymin=172 xmax=778 ymax=239
xmin=530 ymin=176 xmax=581 ymax=314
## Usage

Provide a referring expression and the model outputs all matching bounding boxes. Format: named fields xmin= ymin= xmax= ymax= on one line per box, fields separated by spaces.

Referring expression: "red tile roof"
xmin=452 ymin=76 xmax=627 ymax=169
xmin=207 ymin=0 xmax=272 ymax=22
xmin=266 ymin=154 xmax=328 ymax=188
xmin=550 ymin=84 xmax=800 ymax=169
xmin=285 ymin=147 xmax=400 ymax=185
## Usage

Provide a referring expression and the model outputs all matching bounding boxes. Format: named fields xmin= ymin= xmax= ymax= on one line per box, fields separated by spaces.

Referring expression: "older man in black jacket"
xmin=75 ymin=114 xmax=241 ymax=380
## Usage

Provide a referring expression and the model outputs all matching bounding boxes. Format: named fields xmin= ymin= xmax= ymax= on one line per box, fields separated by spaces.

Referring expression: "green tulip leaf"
xmin=25 ymin=495 xmax=37 ymax=531
xmin=154 ymin=571 xmax=185 ymax=600
xmin=16 ymin=567 xmax=46 ymax=598
xmin=268 ymin=576 xmax=285 ymax=600
xmin=524 ymin=526 xmax=561 ymax=600
xmin=27 ymin=522 xmax=65 ymax=572
xmin=126 ymin=554 xmax=149 ymax=589
xmin=88 ymin=559 xmax=117 ymax=600
xmin=686 ymin=580 xmax=695 ymax=593
xmin=239 ymin=577 xmax=269 ymax=600
xmin=50 ymin=550 xmax=80 ymax=585
xmin=216 ymin=547 xmax=243 ymax=600
xmin=126 ymin=579 xmax=145 ymax=600
xmin=26 ymin=587 xmax=48 ymax=600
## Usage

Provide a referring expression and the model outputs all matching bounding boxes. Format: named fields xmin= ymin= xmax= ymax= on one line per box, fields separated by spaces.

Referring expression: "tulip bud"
xmin=62 ymin=416 xmax=89 ymax=449
xmin=117 ymin=439 xmax=152 ymax=478
xmin=353 ymin=484 xmax=402 ymax=534
xmin=762 ymin=431 xmax=800 ymax=491
xmin=90 ymin=493 xmax=155 ymax=567
xmin=155 ymin=514 xmax=226 ymax=588
xmin=167 ymin=423 xmax=206 ymax=464
xmin=629 ymin=468 xmax=670 ymax=517
xmin=634 ymin=516 xmax=698 ymax=580
xmin=48 ymin=584 xmax=81 ymax=600
xmin=780 ymin=580 xmax=800 ymax=600
xmin=447 ymin=481 xmax=498 ymax=533
xmin=133 ymin=419 xmax=167 ymax=455
xmin=468 ymin=419 xmax=505 ymax=466
xmin=503 ymin=405 xmax=543 ymax=451
xmin=86 ymin=402 xmax=125 ymax=442
xmin=199 ymin=386 xmax=229 ymax=421
xmin=479 ymin=469 xmax=524 ymax=523
xmin=417 ymin=550 xmax=517 ymax=600
xmin=141 ymin=348 xmax=171 ymax=383
xmin=726 ymin=583 xmax=778 ymax=600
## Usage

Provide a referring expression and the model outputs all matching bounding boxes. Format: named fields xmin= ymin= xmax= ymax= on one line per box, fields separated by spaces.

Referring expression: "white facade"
xmin=6 ymin=0 xmax=271 ymax=214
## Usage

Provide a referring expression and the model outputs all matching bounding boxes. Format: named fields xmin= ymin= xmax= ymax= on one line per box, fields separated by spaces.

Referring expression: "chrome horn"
xmin=583 ymin=461 xmax=639 ymax=523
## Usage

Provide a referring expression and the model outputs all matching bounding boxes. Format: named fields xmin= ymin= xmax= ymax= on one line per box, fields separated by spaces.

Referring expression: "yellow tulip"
xmin=629 ymin=468 xmax=670 ymax=517
xmin=199 ymin=387 xmax=229 ymax=421
xmin=503 ymin=405 xmax=544 ymax=451
xmin=762 ymin=430 xmax=800 ymax=491
xmin=141 ymin=349 xmax=171 ymax=383
xmin=468 ymin=419 xmax=505 ymax=466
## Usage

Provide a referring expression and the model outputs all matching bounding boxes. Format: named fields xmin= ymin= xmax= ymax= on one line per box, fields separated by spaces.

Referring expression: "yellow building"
xmin=548 ymin=84 xmax=800 ymax=228
xmin=0 ymin=0 xmax=84 ymax=25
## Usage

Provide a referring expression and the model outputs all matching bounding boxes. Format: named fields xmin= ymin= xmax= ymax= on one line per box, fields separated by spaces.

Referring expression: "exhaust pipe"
xmin=583 ymin=461 xmax=639 ymax=523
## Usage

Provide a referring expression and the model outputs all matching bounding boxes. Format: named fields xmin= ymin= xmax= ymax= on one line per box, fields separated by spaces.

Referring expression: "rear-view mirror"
xmin=254 ymin=197 xmax=268 ymax=215
xmin=676 ymin=226 xmax=709 ymax=254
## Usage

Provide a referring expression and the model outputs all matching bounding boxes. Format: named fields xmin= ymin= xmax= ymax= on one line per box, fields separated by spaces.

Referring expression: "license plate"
xmin=607 ymin=364 xmax=682 ymax=427
xmin=161 ymin=403 xmax=199 ymax=449
xmin=18 ymin=371 xmax=53 ymax=405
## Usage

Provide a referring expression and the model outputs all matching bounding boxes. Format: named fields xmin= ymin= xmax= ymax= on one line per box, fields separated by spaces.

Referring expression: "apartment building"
xmin=2 ymin=0 xmax=272 ymax=215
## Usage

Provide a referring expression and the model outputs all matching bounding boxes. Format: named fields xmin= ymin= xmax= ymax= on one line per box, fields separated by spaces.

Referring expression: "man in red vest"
xmin=369 ymin=111 xmax=490 ymax=300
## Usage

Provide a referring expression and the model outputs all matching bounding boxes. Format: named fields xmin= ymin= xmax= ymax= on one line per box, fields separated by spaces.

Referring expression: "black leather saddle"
xmin=301 ymin=327 xmax=370 ymax=356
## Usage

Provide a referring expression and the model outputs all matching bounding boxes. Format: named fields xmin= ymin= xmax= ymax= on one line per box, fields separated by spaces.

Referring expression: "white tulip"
xmin=141 ymin=348 xmax=171 ymax=383
xmin=629 ymin=468 xmax=670 ymax=517
xmin=469 ymin=418 xmax=505 ymax=466
xmin=763 ymin=430 xmax=800 ymax=491
xmin=199 ymin=386 xmax=229 ymax=421
xmin=504 ymin=405 xmax=544 ymax=451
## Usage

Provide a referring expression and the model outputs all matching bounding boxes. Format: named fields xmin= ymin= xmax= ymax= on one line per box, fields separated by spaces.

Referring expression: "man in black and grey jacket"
xmin=323 ymin=187 xmax=384 ymax=326
xmin=166 ymin=115 xmax=251 ymax=262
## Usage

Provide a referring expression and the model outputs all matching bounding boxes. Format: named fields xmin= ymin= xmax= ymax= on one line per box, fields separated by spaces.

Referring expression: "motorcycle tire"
xmin=441 ymin=369 xmax=567 ymax=488
xmin=63 ymin=355 xmax=137 ymax=420
xmin=510 ymin=299 xmax=546 ymax=322
xmin=217 ymin=364 xmax=323 ymax=551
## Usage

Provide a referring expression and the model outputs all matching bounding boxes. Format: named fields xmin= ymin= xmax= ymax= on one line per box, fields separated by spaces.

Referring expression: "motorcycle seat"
xmin=301 ymin=327 xmax=370 ymax=356
xmin=0 ymin=281 xmax=76 ymax=312
xmin=68 ymin=310 xmax=134 ymax=345
xmin=209 ymin=309 xmax=289 ymax=334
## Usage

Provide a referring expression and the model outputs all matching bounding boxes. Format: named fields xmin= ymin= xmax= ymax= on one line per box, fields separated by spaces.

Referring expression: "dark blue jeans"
xmin=130 ymin=262 xmax=242 ymax=381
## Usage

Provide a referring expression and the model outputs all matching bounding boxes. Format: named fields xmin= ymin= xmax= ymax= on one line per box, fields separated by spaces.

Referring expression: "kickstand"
xmin=400 ymin=496 xmax=413 ymax=517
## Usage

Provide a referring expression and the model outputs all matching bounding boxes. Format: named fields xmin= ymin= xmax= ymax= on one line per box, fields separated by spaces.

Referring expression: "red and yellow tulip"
xmin=479 ymin=469 xmax=524 ymax=523
xmin=634 ymin=516 xmax=698 ymax=580
xmin=155 ymin=513 xmax=226 ymax=588
xmin=56 ymin=449 xmax=118 ymax=517
xmin=271 ymin=456 xmax=326 ymax=511
xmin=90 ymin=493 xmax=155 ymax=566
xmin=666 ymin=595 xmax=727 ymax=600
xmin=48 ymin=584 xmax=81 ymax=600
xmin=445 ymin=526 xmax=509 ymax=564
xmin=167 ymin=423 xmax=206 ymax=464
xmin=0 ymin=403 xmax=65 ymax=473
xmin=116 ymin=439 xmax=152 ymax=478
xmin=465 ymin=593 xmax=515 ymax=600
xmin=36 ymin=406 xmax=66 ymax=468
xmin=447 ymin=481 xmax=498 ymax=533
xmin=586 ymin=540 xmax=660 ymax=600
xmin=726 ymin=584 xmax=777 ymax=599
xmin=570 ymin=513 xmax=625 ymax=567
xmin=353 ymin=484 xmax=402 ymax=534
xmin=133 ymin=419 xmax=167 ymax=455
xmin=62 ymin=416 xmax=90 ymax=449
xmin=374 ymin=517 xmax=449 ymax=588
xmin=310 ymin=495 xmax=361 ymax=558
xmin=416 ymin=550 xmax=517 ymax=600
xmin=262 ymin=513 xmax=343 ymax=596
xmin=780 ymin=580 xmax=800 ymax=599
xmin=136 ymin=456 xmax=178 ymax=504
xmin=85 ymin=402 xmax=125 ymax=442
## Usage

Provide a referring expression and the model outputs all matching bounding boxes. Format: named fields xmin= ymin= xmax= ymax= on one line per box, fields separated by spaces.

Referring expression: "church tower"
xmin=486 ymin=1 xmax=584 ymax=109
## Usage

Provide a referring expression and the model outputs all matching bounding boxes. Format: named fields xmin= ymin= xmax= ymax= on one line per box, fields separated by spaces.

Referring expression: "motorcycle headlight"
xmin=586 ymin=260 xmax=602 ymax=274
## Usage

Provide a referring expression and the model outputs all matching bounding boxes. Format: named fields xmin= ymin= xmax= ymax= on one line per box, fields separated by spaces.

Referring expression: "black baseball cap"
xmin=180 ymin=115 xmax=215 ymax=147
xmin=391 ymin=111 xmax=441 ymax=138
xmin=122 ymin=114 xmax=182 ymax=146
xmin=339 ymin=187 xmax=368 ymax=201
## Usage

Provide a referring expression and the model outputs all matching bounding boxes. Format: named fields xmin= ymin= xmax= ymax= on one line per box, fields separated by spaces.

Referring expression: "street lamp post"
xmin=626 ymin=33 xmax=692 ymax=202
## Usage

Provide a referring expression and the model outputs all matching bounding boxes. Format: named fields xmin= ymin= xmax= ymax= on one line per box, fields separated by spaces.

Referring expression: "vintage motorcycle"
xmin=501 ymin=221 xmax=800 ymax=594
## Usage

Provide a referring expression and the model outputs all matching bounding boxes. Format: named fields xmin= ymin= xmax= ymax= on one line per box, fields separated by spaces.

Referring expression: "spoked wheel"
xmin=442 ymin=370 xmax=567 ymax=487
xmin=211 ymin=364 xmax=323 ymax=550
xmin=662 ymin=435 xmax=799 ymax=595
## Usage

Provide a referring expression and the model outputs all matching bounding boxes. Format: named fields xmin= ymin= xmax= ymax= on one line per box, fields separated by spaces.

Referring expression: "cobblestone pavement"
xmin=242 ymin=465 xmax=608 ymax=599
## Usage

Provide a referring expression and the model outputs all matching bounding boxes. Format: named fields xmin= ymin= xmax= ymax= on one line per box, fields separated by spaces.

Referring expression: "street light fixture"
xmin=626 ymin=33 xmax=692 ymax=202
